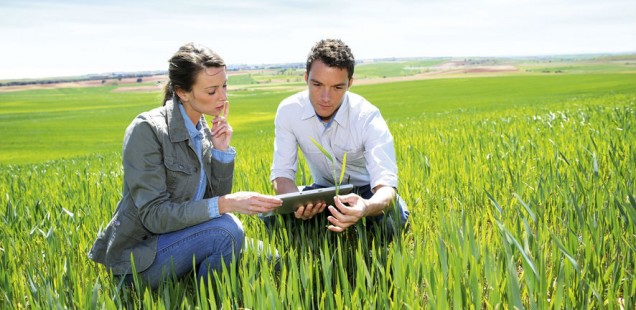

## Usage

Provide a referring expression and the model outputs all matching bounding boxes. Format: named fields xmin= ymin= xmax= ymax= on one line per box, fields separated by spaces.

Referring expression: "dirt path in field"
xmin=0 ymin=63 xmax=519 ymax=93
xmin=353 ymin=64 xmax=518 ymax=86
xmin=0 ymin=75 xmax=169 ymax=93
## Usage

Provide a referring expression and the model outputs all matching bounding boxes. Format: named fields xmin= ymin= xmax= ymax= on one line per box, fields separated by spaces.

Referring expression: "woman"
xmin=88 ymin=43 xmax=282 ymax=288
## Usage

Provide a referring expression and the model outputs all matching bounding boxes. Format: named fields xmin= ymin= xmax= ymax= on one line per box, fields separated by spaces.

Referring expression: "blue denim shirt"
xmin=178 ymin=103 xmax=235 ymax=218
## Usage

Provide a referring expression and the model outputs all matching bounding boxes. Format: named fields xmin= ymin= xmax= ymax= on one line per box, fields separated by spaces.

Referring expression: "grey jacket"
xmin=88 ymin=99 xmax=234 ymax=275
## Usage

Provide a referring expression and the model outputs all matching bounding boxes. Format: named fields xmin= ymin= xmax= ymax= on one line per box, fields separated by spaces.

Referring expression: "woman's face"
xmin=178 ymin=66 xmax=228 ymax=122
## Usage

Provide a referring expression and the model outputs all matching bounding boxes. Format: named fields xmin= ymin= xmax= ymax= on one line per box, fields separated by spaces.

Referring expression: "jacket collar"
xmin=165 ymin=98 xmax=190 ymax=143
xmin=178 ymin=103 xmax=203 ymax=139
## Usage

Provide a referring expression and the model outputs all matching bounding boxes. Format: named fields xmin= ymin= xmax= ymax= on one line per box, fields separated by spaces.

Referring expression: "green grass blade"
xmin=339 ymin=152 xmax=347 ymax=185
xmin=310 ymin=138 xmax=333 ymax=162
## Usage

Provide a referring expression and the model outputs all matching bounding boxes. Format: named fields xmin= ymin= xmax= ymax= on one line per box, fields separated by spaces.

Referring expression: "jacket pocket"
xmin=164 ymin=156 xmax=197 ymax=196
xmin=114 ymin=206 xmax=150 ymax=243
xmin=107 ymin=206 xmax=154 ymax=269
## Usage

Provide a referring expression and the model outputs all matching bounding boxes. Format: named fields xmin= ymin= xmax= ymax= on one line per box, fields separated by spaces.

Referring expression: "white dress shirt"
xmin=270 ymin=90 xmax=398 ymax=189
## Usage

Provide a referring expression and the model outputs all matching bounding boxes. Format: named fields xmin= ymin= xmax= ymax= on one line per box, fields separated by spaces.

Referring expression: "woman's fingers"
xmin=212 ymin=119 xmax=231 ymax=135
xmin=223 ymin=100 xmax=230 ymax=118
xmin=246 ymin=195 xmax=282 ymax=214
xmin=228 ymin=192 xmax=281 ymax=215
xmin=255 ymin=195 xmax=282 ymax=209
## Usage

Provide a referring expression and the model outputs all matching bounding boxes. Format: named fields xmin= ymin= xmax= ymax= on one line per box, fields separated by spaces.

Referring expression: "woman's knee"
xmin=220 ymin=213 xmax=245 ymax=255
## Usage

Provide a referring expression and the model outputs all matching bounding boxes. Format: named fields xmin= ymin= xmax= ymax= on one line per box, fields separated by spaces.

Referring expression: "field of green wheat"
xmin=1 ymin=64 xmax=635 ymax=308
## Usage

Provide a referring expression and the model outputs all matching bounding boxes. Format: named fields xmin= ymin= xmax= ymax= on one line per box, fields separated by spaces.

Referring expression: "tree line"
xmin=0 ymin=71 xmax=166 ymax=87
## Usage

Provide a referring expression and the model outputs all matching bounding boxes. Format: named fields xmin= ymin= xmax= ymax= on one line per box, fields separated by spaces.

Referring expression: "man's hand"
xmin=273 ymin=177 xmax=328 ymax=220
xmin=294 ymin=201 xmax=327 ymax=220
xmin=326 ymin=193 xmax=369 ymax=232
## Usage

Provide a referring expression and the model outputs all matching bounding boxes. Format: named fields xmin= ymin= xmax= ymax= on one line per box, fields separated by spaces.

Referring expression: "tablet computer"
xmin=261 ymin=184 xmax=354 ymax=217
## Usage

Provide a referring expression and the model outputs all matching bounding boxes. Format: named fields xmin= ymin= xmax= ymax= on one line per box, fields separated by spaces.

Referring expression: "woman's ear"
xmin=175 ymin=87 xmax=189 ymax=103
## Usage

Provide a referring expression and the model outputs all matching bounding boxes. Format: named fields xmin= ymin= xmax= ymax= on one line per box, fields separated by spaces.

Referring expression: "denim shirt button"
xmin=114 ymin=220 xmax=120 ymax=226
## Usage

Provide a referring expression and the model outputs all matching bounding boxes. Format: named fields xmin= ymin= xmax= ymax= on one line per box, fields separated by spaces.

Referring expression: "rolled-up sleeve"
xmin=212 ymin=147 xmax=236 ymax=163
xmin=207 ymin=196 xmax=221 ymax=218
xmin=203 ymin=147 xmax=235 ymax=218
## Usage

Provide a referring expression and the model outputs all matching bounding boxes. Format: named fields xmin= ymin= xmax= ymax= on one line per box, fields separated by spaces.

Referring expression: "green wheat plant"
xmin=309 ymin=137 xmax=347 ymax=194
xmin=1 ymin=68 xmax=635 ymax=308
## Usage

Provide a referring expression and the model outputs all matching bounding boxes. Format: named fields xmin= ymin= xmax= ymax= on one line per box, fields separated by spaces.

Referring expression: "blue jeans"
xmin=122 ymin=213 xmax=245 ymax=289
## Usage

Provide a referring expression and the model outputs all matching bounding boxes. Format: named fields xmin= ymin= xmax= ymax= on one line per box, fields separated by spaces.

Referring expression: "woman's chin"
xmin=205 ymin=109 xmax=221 ymax=117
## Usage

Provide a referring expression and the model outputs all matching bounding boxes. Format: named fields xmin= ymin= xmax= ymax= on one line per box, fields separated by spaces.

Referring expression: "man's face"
xmin=305 ymin=60 xmax=352 ymax=121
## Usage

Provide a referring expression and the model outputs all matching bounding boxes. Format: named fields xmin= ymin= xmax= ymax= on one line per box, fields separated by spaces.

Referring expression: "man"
xmin=269 ymin=39 xmax=409 ymax=235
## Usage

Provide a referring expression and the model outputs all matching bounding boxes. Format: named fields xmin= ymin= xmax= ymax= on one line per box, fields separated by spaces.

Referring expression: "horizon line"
xmin=2 ymin=51 xmax=635 ymax=82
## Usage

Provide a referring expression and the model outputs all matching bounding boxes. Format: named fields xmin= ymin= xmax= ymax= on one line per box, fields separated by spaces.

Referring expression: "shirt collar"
xmin=332 ymin=95 xmax=349 ymax=128
xmin=178 ymin=101 xmax=202 ymax=139
xmin=301 ymin=90 xmax=350 ymax=129
xmin=301 ymin=91 xmax=316 ymax=120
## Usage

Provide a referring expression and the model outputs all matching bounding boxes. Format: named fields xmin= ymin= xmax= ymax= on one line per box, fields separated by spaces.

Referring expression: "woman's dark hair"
xmin=306 ymin=39 xmax=355 ymax=80
xmin=163 ymin=43 xmax=225 ymax=105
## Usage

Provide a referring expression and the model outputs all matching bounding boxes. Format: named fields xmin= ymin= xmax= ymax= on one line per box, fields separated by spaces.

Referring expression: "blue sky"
xmin=1 ymin=0 xmax=635 ymax=80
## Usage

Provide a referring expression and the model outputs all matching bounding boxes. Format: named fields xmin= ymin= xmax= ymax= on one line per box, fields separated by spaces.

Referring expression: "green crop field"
xmin=1 ymin=63 xmax=635 ymax=308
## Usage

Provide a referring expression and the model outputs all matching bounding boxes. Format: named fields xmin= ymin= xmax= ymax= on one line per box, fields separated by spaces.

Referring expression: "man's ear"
xmin=304 ymin=71 xmax=308 ymax=84
xmin=348 ymin=78 xmax=353 ymax=89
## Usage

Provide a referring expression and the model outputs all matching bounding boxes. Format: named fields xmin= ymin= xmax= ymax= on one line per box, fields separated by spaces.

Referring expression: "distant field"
xmin=1 ymin=58 xmax=635 ymax=308
xmin=1 ymin=69 xmax=635 ymax=164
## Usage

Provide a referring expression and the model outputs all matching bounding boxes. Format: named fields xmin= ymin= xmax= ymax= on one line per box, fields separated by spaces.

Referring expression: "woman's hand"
xmin=211 ymin=101 xmax=232 ymax=151
xmin=219 ymin=192 xmax=282 ymax=215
